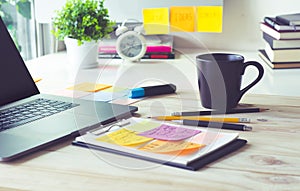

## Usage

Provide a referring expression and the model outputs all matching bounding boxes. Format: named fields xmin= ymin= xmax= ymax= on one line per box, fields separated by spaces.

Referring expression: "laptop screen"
xmin=0 ymin=17 xmax=39 ymax=106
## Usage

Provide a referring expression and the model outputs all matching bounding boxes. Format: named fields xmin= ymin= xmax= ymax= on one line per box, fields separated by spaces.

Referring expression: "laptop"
xmin=0 ymin=17 xmax=138 ymax=161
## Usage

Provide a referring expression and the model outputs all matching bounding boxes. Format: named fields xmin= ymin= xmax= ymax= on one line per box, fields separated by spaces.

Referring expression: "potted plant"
xmin=52 ymin=0 xmax=115 ymax=69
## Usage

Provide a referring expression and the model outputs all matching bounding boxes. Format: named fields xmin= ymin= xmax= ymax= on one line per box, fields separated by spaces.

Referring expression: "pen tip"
xmin=171 ymin=112 xmax=181 ymax=116
xmin=260 ymin=108 xmax=269 ymax=112
xmin=244 ymin=126 xmax=252 ymax=131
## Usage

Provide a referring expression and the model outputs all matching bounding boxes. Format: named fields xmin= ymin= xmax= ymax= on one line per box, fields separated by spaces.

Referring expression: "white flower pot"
xmin=64 ymin=37 xmax=99 ymax=70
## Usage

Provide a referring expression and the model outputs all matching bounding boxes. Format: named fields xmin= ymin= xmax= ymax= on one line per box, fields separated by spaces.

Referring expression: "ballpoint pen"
xmin=174 ymin=119 xmax=252 ymax=131
xmin=88 ymin=119 xmax=130 ymax=135
xmin=171 ymin=108 xmax=269 ymax=116
xmin=149 ymin=116 xmax=251 ymax=123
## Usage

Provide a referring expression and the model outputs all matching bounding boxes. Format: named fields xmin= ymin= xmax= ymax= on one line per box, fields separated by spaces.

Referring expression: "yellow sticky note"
xmin=67 ymin=82 xmax=112 ymax=92
xmin=143 ymin=8 xmax=169 ymax=35
xmin=139 ymin=140 xmax=205 ymax=155
xmin=33 ymin=78 xmax=42 ymax=83
xmin=106 ymin=128 xmax=153 ymax=146
xmin=170 ymin=6 xmax=196 ymax=32
xmin=197 ymin=6 xmax=223 ymax=33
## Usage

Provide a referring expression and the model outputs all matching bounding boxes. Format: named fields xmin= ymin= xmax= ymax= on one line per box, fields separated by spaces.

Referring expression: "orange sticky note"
xmin=143 ymin=8 xmax=169 ymax=35
xmin=197 ymin=6 xmax=223 ymax=33
xmin=170 ymin=6 xmax=196 ymax=32
xmin=67 ymin=82 xmax=112 ymax=92
xmin=139 ymin=140 xmax=205 ymax=155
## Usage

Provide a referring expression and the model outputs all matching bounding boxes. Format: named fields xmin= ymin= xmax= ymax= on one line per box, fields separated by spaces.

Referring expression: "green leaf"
xmin=0 ymin=0 xmax=8 ymax=5
xmin=16 ymin=0 xmax=31 ymax=19
xmin=52 ymin=0 xmax=115 ymax=45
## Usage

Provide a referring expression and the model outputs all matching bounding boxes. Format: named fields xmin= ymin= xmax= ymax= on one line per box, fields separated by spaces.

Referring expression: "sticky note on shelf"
xmin=143 ymin=7 xmax=169 ymax=35
xmin=170 ymin=6 xmax=196 ymax=32
xmin=67 ymin=82 xmax=112 ymax=92
xmin=197 ymin=6 xmax=223 ymax=33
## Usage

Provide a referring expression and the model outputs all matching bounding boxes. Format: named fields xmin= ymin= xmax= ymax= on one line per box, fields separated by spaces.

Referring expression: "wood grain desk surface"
xmin=0 ymin=91 xmax=300 ymax=191
xmin=2 ymin=51 xmax=298 ymax=190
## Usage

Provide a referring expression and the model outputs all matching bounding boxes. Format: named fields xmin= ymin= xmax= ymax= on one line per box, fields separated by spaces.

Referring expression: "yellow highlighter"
xmin=150 ymin=116 xmax=250 ymax=123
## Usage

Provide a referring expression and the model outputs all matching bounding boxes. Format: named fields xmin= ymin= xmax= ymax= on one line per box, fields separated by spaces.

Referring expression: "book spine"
xmin=260 ymin=22 xmax=300 ymax=40
xmin=276 ymin=14 xmax=300 ymax=27
xmin=264 ymin=17 xmax=280 ymax=31
xmin=146 ymin=46 xmax=172 ymax=53
xmin=264 ymin=17 xmax=300 ymax=32
xmin=98 ymin=46 xmax=117 ymax=54
xmin=143 ymin=53 xmax=175 ymax=59
xmin=99 ymin=46 xmax=173 ymax=54
xmin=276 ymin=16 xmax=291 ymax=26
xmin=276 ymin=15 xmax=300 ymax=26
xmin=262 ymin=32 xmax=275 ymax=48
xmin=99 ymin=52 xmax=175 ymax=59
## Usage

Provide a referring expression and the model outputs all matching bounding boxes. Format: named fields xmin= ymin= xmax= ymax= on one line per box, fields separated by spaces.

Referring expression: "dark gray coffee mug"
xmin=196 ymin=53 xmax=264 ymax=110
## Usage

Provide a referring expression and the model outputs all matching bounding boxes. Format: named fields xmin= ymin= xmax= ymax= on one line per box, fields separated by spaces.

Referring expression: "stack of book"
xmin=259 ymin=13 xmax=300 ymax=69
xmin=98 ymin=33 xmax=175 ymax=59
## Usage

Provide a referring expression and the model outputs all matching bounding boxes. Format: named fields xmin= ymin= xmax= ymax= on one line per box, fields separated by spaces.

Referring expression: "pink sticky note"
xmin=138 ymin=124 xmax=201 ymax=141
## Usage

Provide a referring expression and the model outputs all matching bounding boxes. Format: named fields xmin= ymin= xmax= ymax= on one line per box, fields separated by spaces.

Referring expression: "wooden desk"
xmin=0 ymin=92 xmax=299 ymax=190
xmin=1 ymin=51 xmax=299 ymax=190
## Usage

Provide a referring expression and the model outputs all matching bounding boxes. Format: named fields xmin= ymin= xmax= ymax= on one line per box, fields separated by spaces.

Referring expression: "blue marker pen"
xmin=129 ymin=84 xmax=176 ymax=98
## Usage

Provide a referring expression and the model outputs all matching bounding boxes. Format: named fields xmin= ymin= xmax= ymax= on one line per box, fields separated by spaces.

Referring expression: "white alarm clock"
xmin=115 ymin=20 xmax=147 ymax=62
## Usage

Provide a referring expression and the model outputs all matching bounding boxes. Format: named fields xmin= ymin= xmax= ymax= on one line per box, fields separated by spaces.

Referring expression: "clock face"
xmin=116 ymin=31 xmax=146 ymax=61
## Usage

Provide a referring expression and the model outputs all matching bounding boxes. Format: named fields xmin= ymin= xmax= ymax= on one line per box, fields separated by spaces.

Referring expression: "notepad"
xmin=73 ymin=117 xmax=246 ymax=170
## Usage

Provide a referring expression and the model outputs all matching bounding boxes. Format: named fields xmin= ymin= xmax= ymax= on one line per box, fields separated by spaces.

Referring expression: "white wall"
xmin=175 ymin=0 xmax=300 ymax=51
xmin=104 ymin=0 xmax=222 ymax=21
xmin=35 ymin=0 xmax=300 ymax=51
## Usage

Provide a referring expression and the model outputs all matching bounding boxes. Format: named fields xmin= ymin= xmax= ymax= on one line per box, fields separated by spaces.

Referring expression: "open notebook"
xmin=73 ymin=117 xmax=247 ymax=170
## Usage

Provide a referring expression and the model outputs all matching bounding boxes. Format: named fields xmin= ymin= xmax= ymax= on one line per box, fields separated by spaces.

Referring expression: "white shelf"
xmin=26 ymin=49 xmax=300 ymax=97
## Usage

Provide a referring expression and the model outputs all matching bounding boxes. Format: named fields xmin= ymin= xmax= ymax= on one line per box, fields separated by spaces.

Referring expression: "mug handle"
xmin=239 ymin=61 xmax=264 ymax=98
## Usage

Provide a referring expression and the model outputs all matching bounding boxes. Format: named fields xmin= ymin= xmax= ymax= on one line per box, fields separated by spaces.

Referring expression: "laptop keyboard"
xmin=0 ymin=98 xmax=79 ymax=131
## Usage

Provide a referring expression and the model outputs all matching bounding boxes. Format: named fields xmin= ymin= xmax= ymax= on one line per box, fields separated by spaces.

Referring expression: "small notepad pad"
xmin=67 ymin=82 xmax=112 ymax=92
